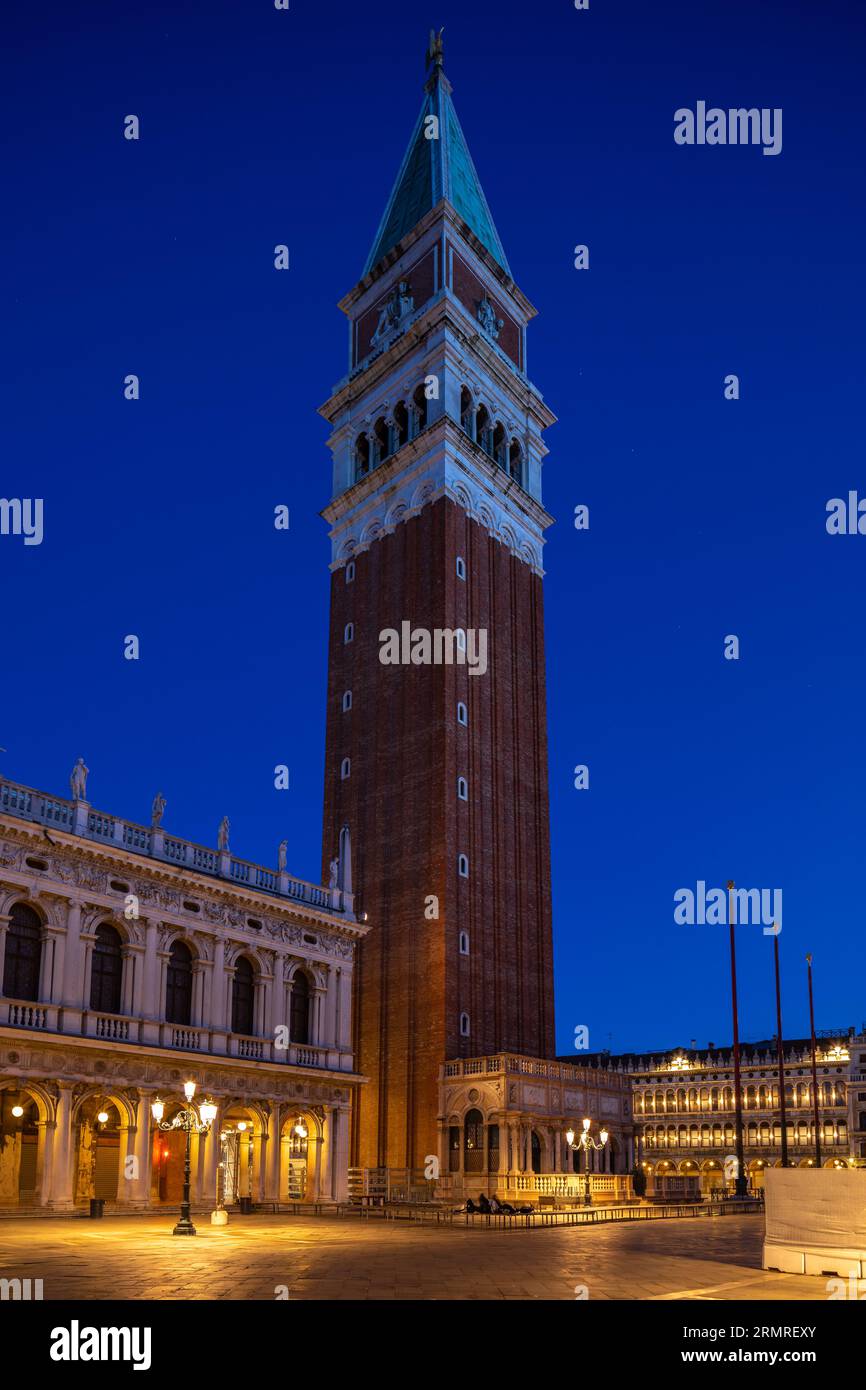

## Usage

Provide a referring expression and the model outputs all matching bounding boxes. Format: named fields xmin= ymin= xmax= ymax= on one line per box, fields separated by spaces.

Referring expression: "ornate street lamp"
xmin=151 ymin=1082 xmax=218 ymax=1236
xmin=565 ymin=1118 xmax=609 ymax=1206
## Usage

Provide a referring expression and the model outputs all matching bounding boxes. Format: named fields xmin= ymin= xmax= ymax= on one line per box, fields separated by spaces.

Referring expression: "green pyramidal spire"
xmin=363 ymin=33 xmax=511 ymax=278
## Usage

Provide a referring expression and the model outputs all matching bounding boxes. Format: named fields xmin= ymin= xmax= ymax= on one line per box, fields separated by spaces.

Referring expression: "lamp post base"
xmin=172 ymin=1218 xmax=197 ymax=1236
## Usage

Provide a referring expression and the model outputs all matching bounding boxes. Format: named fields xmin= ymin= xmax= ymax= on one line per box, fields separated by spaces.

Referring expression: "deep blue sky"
xmin=2 ymin=0 xmax=864 ymax=1055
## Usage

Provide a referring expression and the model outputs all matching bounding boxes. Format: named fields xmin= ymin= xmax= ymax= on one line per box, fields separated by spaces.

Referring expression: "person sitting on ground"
xmin=477 ymin=1192 xmax=491 ymax=1214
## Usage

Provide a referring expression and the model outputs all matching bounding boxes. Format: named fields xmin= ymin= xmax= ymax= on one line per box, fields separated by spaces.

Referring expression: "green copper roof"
xmin=363 ymin=65 xmax=511 ymax=278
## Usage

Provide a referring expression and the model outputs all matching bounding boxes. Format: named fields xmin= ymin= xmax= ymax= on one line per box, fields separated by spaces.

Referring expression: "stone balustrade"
xmin=0 ymin=778 xmax=347 ymax=917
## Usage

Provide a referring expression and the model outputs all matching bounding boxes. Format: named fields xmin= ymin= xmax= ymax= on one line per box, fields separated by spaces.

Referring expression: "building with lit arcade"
xmin=0 ymin=771 xmax=365 ymax=1211
xmin=572 ymin=1032 xmax=863 ymax=1196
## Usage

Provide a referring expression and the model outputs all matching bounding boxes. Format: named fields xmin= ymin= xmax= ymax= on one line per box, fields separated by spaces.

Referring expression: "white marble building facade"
xmin=0 ymin=772 xmax=368 ymax=1210
xmin=437 ymin=1055 xmax=635 ymax=1204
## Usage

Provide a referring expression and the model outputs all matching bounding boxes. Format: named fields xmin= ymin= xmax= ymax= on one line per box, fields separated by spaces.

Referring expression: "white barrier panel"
xmin=763 ymin=1168 xmax=866 ymax=1278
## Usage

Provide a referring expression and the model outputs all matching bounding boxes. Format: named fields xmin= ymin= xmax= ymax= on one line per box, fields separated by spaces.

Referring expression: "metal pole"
xmin=773 ymin=933 xmax=789 ymax=1166
xmin=806 ymin=954 xmax=822 ymax=1168
xmin=174 ymin=1117 xmax=196 ymax=1236
xmin=728 ymin=882 xmax=747 ymax=1197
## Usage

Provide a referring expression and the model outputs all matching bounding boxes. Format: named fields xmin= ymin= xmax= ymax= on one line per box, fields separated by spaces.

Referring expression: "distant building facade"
xmin=849 ymin=1027 xmax=866 ymax=1162
xmin=569 ymin=1032 xmax=861 ymax=1195
xmin=0 ymin=772 xmax=366 ymax=1210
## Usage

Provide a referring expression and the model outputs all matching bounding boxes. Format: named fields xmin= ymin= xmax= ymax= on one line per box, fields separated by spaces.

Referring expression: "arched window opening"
xmin=90 ymin=923 xmax=123 ymax=1015
xmin=371 ymin=417 xmax=389 ymax=467
xmin=345 ymin=560 xmax=355 ymax=584
xmin=475 ymin=404 xmax=492 ymax=456
xmin=393 ymin=400 xmax=409 ymax=449
xmin=342 ymin=690 xmax=352 ymax=712
xmin=165 ymin=940 xmax=193 ymax=1026
xmin=457 ymin=701 xmax=468 ymax=726
xmin=449 ymin=1125 xmax=460 ymax=1172
xmin=464 ymin=1108 xmax=483 ymax=1172
xmin=459 ymin=1011 xmax=470 ymax=1037
xmin=343 ymin=622 xmax=354 ymax=644
xmin=460 ymin=387 xmax=475 ymax=439
xmin=492 ymin=422 xmax=507 ymax=468
xmin=458 ymin=853 xmax=469 ymax=878
xmin=457 ymin=776 xmax=468 ymax=801
xmin=456 ymin=555 xmax=466 ymax=581
xmin=354 ymin=433 xmax=370 ymax=481
xmin=458 ymin=930 xmax=470 ymax=956
xmin=340 ymin=757 xmax=351 ymax=780
xmin=530 ymin=1130 xmax=542 ymax=1174
xmin=412 ymin=384 xmax=428 ymax=435
xmin=2 ymin=903 xmax=42 ymax=1002
xmin=508 ymin=438 xmax=523 ymax=484
xmin=290 ymin=972 xmax=311 ymax=1045
xmin=231 ymin=956 xmax=256 ymax=1036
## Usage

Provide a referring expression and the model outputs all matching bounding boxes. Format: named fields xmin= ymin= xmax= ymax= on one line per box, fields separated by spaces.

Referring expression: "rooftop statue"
xmin=426 ymin=26 xmax=445 ymax=71
xmin=217 ymin=815 xmax=230 ymax=852
xmin=70 ymin=757 xmax=89 ymax=801
xmin=151 ymin=791 xmax=166 ymax=828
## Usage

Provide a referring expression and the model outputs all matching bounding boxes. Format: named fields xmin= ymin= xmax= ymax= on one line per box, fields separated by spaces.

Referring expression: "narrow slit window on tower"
xmin=458 ymin=853 xmax=469 ymax=878
xmin=460 ymin=1011 xmax=470 ymax=1037
xmin=457 ymin=701 xmax=468 ymax=726
xmin=457 ymin=776 xmax=468 ymax=801
xmin=456 ymin=628 xmax=466 ymax=653
xmin=342 ymin=690 xmax=352 ymax=712
xmin=346 ymin=560 xmax=356 ymax=584
xmin=344 ymin=622 xmax=354 ymax=644
xmin=459 ymin=930 xmax=470 ymax=956
xmin=340 ymin=757 xmax=351 ymax=780
xmin=456 ymin=555 xmax=466 ymax=581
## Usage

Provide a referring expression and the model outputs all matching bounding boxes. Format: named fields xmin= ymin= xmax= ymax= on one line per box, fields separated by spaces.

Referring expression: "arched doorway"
xmin=282 ymin=1111 xmax=312 ymax=1200
xmin=74 ymin=1097 xmax=123 ymax=1204
xmin=464 ymin=1109 xmax=484 ymax=1174
xmin=218 ymin=1104 xmax=260 ymax=1205
xmin=530 ymin=1130 xmax=542 ymax=1175
xmin=150 ymin=1100 xmax=190 ymax=1206
xmin=0 ymin=1089 xmax=40 ymax=1204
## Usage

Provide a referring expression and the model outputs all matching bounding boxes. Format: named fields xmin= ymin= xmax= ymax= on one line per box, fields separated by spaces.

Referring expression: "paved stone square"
xmin=0 ymin=1212 xmax=834 ymax=1300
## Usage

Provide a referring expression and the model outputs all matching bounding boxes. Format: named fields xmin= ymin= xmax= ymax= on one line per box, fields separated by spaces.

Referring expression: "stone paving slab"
xmin=0 ymin=1212 xmax=833 ymax=1301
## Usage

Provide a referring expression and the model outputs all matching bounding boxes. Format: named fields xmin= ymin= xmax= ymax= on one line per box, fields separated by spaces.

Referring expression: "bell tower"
xmin=320 ymin=35 xmax=557 ymax=1175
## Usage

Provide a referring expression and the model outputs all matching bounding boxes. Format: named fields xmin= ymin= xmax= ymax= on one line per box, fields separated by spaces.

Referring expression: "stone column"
xmin=338 ymin=968 xmax=353 ymax=1050
xmin=310 ymin=1127 xmax=323 ymax=1201
xmin=312 ymin=988 xmax=326 ymax=1047
xmin=124 ymin=1092 xmax=153 ymax=1207
xmin=319 ymin=1104 xmax=332 ymax=1200
xmin=191 ymin=962 xmax=207 ymax=1030
xmin=120 ymin=945 xmax=139 ymax=1017
xmin=0 ymin=913 xmax=10 ymax=983
xmin=323 ymin=965 xmax=337 ymax=1049
xmin=200 ymin=1121 xmax=220 ymax=1209
xmin=141 ymin=919 xmax=159 ymax=1015
xmin=211 ymin=937 xmax=227 ymax=1033
xmin=265 ymin=1103 xmax=282 ymax=1200
xmin=269 ymin=962 xmax=287 ymax=1048
xmin=46 ymin=1084 xmax=75 ymax=1209
xmin=330 ymin=1107 xmax=350 ymax=1202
